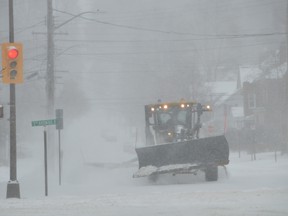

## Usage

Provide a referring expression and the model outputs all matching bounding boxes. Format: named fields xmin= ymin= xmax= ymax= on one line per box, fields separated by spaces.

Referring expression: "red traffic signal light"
xmin=7 ymin=47 xmax=19 ymax=59
xmin=1 ymin=42 xmax=23 ymax=84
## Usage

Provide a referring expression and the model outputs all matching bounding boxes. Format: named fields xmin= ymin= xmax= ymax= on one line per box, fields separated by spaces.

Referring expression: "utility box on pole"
xmin=55 ymin=109 xmax=63 ymax=130
xmin=55 ymin=109 xmax=63 ymax=185
xmin=0 ymin=105 xmax=3 ymax=118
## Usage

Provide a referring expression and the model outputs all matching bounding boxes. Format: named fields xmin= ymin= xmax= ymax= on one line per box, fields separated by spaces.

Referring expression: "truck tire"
xmin=205 ymin=166 xmax=218 ymax=181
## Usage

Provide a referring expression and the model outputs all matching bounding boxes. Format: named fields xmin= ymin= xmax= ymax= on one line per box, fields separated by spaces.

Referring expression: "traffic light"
xmin=1 ymin=42 xmax=23 ymax=84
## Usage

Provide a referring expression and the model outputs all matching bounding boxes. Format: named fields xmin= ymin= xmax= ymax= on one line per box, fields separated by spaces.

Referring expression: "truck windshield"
xmin=157 ymin=108 xmax=188 ymax=126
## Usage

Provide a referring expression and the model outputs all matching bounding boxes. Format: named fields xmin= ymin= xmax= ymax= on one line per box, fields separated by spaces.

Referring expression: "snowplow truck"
xmin=134 ymin=101 xmax=229 ymax=181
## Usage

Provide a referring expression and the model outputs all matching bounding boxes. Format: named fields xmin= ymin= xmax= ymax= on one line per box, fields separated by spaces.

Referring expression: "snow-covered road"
xmin=1 ymin=188 xmax=287 ymax=216
xmin=0 ymin=151 xmax=288 ymax=216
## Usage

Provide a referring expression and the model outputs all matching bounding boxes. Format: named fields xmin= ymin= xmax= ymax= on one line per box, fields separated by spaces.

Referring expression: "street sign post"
xmin=43 ymin=127 xmax=48 ymax=196
xmin=55 ymin=109 xmax=63 ymax=185
xmin=32 ymin=119 xmax=56 ymax=127
xmin=31 ymin=118 xmax=57 ymax=196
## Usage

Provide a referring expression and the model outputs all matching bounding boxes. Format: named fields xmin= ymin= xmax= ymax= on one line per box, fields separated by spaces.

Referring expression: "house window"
xmin=248 ymin=93 xmax=256 ymax=108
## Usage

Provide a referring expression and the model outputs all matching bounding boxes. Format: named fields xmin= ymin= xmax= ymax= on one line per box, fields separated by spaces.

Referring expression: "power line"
xmin=53 ymin=8 xmax=286 ymax=37
xmin=0 ymin=20 xmax=45 ymax=40
xmin=56 ymin=32 xmax=286 ymax=43
xmin=60 ymin=41 xmax=282 ymax=57
xmin=73 ymin=0 xmax=284 ymax=21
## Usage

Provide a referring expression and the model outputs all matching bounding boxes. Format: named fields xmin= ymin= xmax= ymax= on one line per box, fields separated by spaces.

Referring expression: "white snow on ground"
xmin=0 ymin=151 xmax=288 ymax=216
xmin=133 ymin=163 xmax=199 ymax=177
xmin=0 ymin=113 xmax=287 ymax=216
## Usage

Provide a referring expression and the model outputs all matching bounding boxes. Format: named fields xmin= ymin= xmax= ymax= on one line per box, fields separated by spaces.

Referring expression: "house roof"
xmin=239 ymin=66 xmax=262 ymax=87
xmin=205 ymin=63 xmax=287 ymax=107
xmin=239 ymin=63 xmax=287 ymax=85
xmin=265 ymin=62 xmax=287 ymax=79
xmin=205 ymin=81 xmax=237 ymax=106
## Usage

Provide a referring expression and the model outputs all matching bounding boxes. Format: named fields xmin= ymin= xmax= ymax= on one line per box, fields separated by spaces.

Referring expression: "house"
xmin=203 ymin=80 xmax=242 ymax=137
xmin=203 ymin=64 xmax=287 ymax=153
xmin=242 ymin=63 xmax=287 ymax=152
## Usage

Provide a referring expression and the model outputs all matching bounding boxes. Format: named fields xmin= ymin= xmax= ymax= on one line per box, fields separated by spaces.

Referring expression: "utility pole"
xmin=6 ymin=0 xmax=20 ymax=199
xmin=46 ymin=0 xmax=56 ymax=168
xmin=45 ymin=3 xmax=102 ymax=168
xmin=46 ymin=5 xmax=101 ymax=120
xmin=47 ymin=0 xmax=55 ymax=118
xmin=286 ymin=0 xmax=288 ymax=153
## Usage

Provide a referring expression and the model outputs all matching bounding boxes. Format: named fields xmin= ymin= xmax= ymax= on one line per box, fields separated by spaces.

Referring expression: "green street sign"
xmin=32 ymin=119 xmax=57 ymax=127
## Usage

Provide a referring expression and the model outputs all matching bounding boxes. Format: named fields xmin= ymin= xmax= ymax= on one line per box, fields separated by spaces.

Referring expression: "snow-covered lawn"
xmin=1 ymin=150 xmax=288 ymax=216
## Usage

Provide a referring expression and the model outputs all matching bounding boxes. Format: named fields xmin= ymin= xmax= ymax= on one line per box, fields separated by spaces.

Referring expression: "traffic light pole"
xmin=47 ymin=0 xmax=55 ymax=118
xmin=6 ymin=0 xmax=20 ymax=198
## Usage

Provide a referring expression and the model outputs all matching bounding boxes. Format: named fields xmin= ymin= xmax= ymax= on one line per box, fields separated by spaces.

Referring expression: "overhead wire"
xmin=59 ymin=41 xmax=281 ymax=57
xmin=56 ymin=31 xmax=286 ymax=43
xmin=53 ymin=8 xmax=286 ymax=38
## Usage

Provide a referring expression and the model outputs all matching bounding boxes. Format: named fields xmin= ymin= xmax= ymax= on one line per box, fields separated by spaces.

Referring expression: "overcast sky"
xmin=0 ymin=0 xmax=286 ymax=134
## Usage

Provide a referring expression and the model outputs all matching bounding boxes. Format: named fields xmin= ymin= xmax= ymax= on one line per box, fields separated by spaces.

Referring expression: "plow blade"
xmin=134 ymin=135 xmax=229 ymax=177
